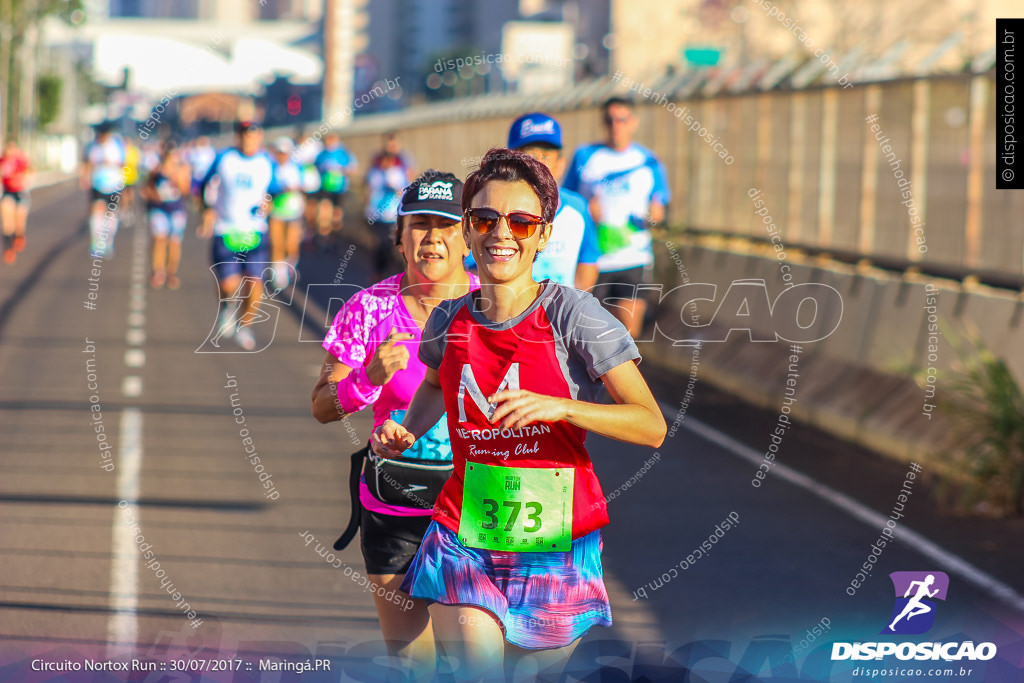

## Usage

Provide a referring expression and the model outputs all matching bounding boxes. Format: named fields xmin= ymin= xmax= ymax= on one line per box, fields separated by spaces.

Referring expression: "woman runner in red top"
xmin=371 ymin=148 xmax=666 ymax=680
xmin=0 ymin=139 xmax=32 ymax=263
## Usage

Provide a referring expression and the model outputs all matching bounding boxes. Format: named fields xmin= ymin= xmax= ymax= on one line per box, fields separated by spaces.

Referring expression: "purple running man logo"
xmin=882 ymin=571 xmax=949 ymax=635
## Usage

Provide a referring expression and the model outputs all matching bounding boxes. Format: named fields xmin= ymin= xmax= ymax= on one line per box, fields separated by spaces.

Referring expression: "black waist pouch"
xmin=365 ymin=453 xmax=453 ymax=509
xmin=333 ymin=446 xmax=452 ymax=551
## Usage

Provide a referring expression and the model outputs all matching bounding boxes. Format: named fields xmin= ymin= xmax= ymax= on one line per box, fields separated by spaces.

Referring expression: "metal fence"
xmin=332 ymin=70 xmax=1020 ymax=282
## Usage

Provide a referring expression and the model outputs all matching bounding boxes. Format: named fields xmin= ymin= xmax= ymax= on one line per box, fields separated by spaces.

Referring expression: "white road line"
xmin=107 ymin=217 xmax=148 ymax=657
xmin=122 ymin=376 xmax=143 ymax=397
xmin=106 ymin=407 xmax=143 ymax=658
xmin=663 ymin=404 xmax=1024 ymax=613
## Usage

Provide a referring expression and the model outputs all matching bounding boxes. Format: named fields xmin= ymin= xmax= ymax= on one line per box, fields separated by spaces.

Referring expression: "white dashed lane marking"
xmin=107 ymin=215 xmax=148 ymax=656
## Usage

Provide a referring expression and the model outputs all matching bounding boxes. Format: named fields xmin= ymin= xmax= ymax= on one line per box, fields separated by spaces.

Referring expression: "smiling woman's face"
xmin=464 ymin=180 xmax=551 ymax=285
xmin=399 ymin=213 xmax=468 ymax=283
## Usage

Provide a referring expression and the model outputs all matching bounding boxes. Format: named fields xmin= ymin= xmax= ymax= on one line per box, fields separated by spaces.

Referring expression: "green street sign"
xmin=684 ymin=47 xmax=723 ymax=67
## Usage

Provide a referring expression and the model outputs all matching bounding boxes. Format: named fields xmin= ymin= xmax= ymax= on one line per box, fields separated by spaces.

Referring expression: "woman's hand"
xmin=370 ymin=418 xmax=416 ymax=457
xmin=488 ymin=390 xmax=569 ymax=430
xmin=365 ymin=327 xmax=415 ymax=386
xmin=490 ymin=363 xmax=667 ymax=448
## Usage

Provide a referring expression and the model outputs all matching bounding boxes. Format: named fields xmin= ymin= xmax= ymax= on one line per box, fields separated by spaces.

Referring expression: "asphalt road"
xmin=0 ymin=184 xmax=1020 ymax=682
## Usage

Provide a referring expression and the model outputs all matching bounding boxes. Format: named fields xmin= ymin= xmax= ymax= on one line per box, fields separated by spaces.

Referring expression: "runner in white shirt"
xmin=563 ymin=97 xmax=670 ymax=337
xmin=198 ymin=121 xmax=275 ymax=351
xmin=80 ymin=123 xmax=127 ymax=258
xmin=188 ymin=136 xmax=217 ymax=199
xmin=292 ymin=129 xmax=322 ymax=234
xmin=268 ymin=137 xmax=305 ymax=288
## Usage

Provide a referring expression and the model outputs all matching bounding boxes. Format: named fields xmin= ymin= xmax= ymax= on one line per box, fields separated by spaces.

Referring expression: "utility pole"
xmin=323 ymin=0 xmax=358 ymax=126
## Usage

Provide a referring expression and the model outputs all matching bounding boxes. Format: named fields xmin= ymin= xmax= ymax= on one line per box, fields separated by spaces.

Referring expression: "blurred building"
xmin=358 ymin=0 xmax=521 ymax=98
xmin=500 ymin=21 xmax=575 ymax=94
xmin=100 ymin=0 xmax=322 ymax=21
xmin=259 ymin=0 xmax=324 ymax=21
xmin=108 ymin=0 xmax=201 ymax=18
xmin=526 ymin=0 xmax=613 ymax=78
xmin=605 ymin=0 xmax=1010 ymax=80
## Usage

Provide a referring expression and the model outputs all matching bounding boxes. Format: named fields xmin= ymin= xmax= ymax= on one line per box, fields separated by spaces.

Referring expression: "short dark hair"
xmin=462 ymin=148 xmax=558 ymax=223
xmin=395 ymin=169 xmax=463 ymax=246
xmin=603 ymin=96 xmax=633 ymax=116
xmin=519 ymin=142 xmax=561 ymax=154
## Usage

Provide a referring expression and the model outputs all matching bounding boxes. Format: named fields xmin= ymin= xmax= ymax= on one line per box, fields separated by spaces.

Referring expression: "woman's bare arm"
xmin=489 ymin=361 xmax=666 ymax=448
xmin=310 ymin=351 xmax=353 ymax=423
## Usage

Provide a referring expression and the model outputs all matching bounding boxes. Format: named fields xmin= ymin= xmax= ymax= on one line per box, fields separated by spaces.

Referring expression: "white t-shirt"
xmin=563 ymin=143 xmax=670 ymax=272
xmin=189 ymin=144 xmax=217 ymax=182
xmin=201 ymin=148 xmax=275 ymax=235
xmin=532 ymin=188 xmax=600 ymax=286
xmin=86 ymin=136 xmax=126 ymax=194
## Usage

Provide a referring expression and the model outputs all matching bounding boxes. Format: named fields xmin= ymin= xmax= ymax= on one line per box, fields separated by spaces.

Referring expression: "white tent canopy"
xmin=43 ymin=18 xmax=322 ymax=98
xmin=92 ymin=34 xmax=322 ymax=96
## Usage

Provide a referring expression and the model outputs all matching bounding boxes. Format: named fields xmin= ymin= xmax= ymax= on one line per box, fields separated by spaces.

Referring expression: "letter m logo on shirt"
xmin=458 ymin=363 xmax=520 ymax=423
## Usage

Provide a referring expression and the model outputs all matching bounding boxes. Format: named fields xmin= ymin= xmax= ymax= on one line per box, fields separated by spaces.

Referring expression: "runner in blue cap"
xmin=504 ymin=112 xmax=600 ymax=290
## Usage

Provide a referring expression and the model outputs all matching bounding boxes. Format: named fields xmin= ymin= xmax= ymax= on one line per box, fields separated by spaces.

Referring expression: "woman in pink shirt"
xmin=311 ymin=170 xmax=477 ymax=675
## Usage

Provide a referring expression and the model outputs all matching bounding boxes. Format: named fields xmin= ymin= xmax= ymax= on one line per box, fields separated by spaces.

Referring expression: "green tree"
xmin=36 ymin=73 xmax=61 ymax=128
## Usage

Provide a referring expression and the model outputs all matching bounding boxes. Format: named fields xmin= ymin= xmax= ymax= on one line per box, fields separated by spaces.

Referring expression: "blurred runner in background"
xmin=81 ymin=123 xmax=127 ymax=258
xmin=198 ymin=121 xmax=274 ymax=351
xmin=365 ymin=131 xmax=414 ymax=280
xmin=122 ymin=139 xmax=141 ymax=227
xmin=563 ymin=97 xmax=670 ymax=337
xmin=141 ymin=140 xmax=161 ymax=178
xmin=293 ymin=129 xmax=322 ymax=232
xmin=143 ymin=140 xmax=190 ymax=289
xmin=0 ymin=138 xmax=32 ymax=264
xmin=188 ymin=136 xmax=217 ymax=207
xmin=314 ymin=131 xmax=357 ymax=242
xmin=268 ymin=137 xmax=305 ymax=289
xmin=506 ymin=112 xmax=599 ymax=290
